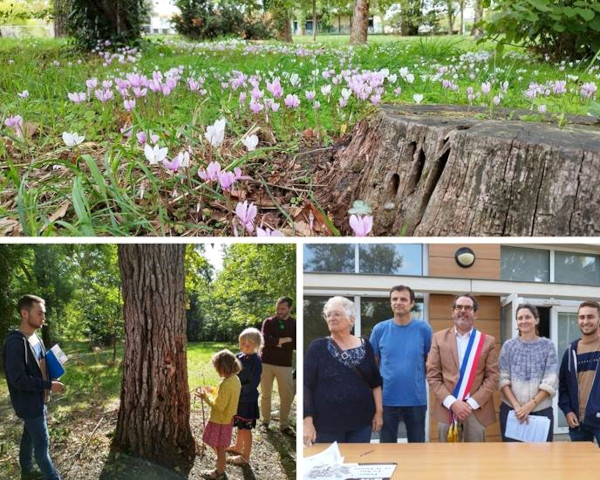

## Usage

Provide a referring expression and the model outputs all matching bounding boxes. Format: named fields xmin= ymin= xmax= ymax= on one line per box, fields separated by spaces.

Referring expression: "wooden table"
xmin=304 ymin=442 xmax=600 ymax=479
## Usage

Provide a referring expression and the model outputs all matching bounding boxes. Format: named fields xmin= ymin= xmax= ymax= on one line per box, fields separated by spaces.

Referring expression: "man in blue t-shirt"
xmin=370 ymin=285 xmax=432 ymax=443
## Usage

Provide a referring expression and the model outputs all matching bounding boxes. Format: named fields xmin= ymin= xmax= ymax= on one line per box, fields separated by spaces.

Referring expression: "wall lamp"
xmin=455 ymin=247 xmax=476 ymax=268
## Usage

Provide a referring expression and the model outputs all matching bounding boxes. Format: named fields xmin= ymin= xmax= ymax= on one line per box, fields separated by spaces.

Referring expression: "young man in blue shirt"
xmin=370 ymin=285 xmax=432 ymax=443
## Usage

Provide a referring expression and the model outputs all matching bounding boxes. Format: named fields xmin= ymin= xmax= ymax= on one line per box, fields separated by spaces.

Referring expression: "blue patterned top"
xmin=499 ymin=336 xmax=558 ymax=411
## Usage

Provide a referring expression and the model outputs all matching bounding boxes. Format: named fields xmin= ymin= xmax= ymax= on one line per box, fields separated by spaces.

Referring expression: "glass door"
xmin=551 ymin=306 xmax=579 ymax=434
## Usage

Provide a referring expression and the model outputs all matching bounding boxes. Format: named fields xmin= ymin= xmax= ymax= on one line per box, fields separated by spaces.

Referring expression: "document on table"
xmin=505 ymin=410 xmax=551 ymax=442
xmin=304 ymin=442 xmax=396 ymax=480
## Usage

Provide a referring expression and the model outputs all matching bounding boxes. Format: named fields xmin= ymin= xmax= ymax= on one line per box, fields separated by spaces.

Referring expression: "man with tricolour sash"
xmin=426 ymin=294 xmax=499 ymax=442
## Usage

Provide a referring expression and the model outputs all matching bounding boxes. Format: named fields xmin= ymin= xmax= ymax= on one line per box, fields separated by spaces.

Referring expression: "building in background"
xmin=303 ymin=243 xmax=600 ymax=442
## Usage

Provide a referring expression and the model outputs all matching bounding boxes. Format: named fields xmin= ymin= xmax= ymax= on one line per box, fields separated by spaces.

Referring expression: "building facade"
xmin=303 ymin=243 xmax=600 ymax=442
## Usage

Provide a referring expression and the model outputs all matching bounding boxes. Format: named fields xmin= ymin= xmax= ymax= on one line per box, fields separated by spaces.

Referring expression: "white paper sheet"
xmin=505 ymin=410 xmax=551 ymax=442
xmin=304 ymin=442 xmax=396 ymax=480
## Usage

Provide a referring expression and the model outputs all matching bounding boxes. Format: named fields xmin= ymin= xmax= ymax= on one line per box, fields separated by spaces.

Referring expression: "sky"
xmin=203 ymin=243 xmax=224 ymax=272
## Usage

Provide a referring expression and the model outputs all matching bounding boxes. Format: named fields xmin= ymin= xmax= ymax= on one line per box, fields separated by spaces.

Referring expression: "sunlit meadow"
xmin=1 ymin=35 xmax=598 ymax=236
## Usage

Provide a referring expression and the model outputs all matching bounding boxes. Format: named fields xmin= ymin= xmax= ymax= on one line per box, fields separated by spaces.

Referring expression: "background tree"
xmin=68 ymin=0 xmax=148 ymax=51
xmin=201 ymin=244 xmax=296 ymax=340
xmin=184 ymin=244 xmax=213 ymax=342
xmin=0 ymin=245 xmax=28 ymax=369
xmin=350 ymin=0 xmax=369 ymax=44
xmin=266 ymin=0 xmax=293 ymax=42
xmin=115 ymin=244 xmax=195 ymax=472
xmin=52 ymin=0 xmax=69 ymax=37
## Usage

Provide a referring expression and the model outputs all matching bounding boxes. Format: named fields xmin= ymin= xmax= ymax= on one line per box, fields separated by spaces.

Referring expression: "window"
xmin=555 ymin=251 xmax=600 ymax=285
xmin=500 ymin=246 xmax=550 ymax=282
xmin=304 ymin=244 xmax=355 ymax=273
xmin=303 ymin=296 xmax=352 ymax=351
xmin=359 ymin=244 xmax=422 ymax=275
xmin=360 ymin=297 xmax=424 ymax=340
xmin=304 ymin=244 xmax=423 ymax=275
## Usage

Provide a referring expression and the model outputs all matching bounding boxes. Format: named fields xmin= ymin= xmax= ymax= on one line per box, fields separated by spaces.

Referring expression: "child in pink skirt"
xmin=198 ymin=349 xmax=242 ymax=479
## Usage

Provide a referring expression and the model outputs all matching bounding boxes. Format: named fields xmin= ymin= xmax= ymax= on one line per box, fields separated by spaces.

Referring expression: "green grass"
xmin=1 ymin=34 xmax=598 ymax=236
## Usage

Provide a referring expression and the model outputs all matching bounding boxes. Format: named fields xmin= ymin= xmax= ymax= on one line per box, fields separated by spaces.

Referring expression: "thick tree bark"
xmin=315 ymin=105 xmax=600 ymax=236
xmin=115 ymin=244 xmax=195 ymax=472
xmin=53 ymin=0 xmax=70 ymax=37
xmin=350 ymin=0 xmax=369 ymax=45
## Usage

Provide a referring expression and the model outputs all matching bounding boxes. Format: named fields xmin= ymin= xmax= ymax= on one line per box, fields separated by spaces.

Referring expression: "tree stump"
xmin=315 ymin=105 xmax=600 ymax=236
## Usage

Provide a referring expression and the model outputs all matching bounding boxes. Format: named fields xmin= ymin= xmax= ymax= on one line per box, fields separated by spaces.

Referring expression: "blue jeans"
xmin=20 ymin=408 xmax=61 ymax=480
xmin=569 ymin=423 xmax=600 ymax=445
xmin=316 ymin=424 xmax=373 ymax=443
xmin=381 ymin=405 xmax=427 ymax=443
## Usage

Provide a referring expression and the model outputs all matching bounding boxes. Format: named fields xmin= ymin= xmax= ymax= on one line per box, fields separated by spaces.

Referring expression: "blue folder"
xmin=46 ymin=348 xmax=65 ymax=379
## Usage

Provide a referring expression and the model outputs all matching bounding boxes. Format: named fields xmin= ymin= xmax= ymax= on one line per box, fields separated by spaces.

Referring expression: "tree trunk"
xmin=315 ymin=105 xmax=600 ymax=236
xmin=447 ymin=1 xmax=454 ymax=34
xmin=350 ymin=0 xmax=369 ymax=45
xmin=471 ymin=0 xmax=484 ymax=36
xmin=53 ymin=0 xmax=70 ymax=37
xmin=312 ymin=0 xmax=317 ymax=41
xmin=115 ymin=244 xmax=195 ymax=472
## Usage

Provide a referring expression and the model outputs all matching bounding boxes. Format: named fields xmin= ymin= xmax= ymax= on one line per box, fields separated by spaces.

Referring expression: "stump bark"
xmin=316 ymin=105 xmax=600 ymax=236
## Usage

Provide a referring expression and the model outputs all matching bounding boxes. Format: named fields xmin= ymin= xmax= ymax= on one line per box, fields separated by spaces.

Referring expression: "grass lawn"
xmin=1 ymin=34 xmax=598 ymax=236
xmin=0 ymin=340 xmax=296 ymax=479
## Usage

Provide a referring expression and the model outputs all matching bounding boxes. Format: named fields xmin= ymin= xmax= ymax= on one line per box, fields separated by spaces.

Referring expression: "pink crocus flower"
xmin=349 ymin=214 xmax=373 ymax=237
xmin=284 ymin=94 xmax=300 ymax=108
xmin=68 ymin=92 xmax=87 ymax=103
xmin=18 ymin=90 xmax=29 ymax=99
xmin=124 ymin=99 xmax=136 ymax=111
xmin=163 ymin=151 xmax=190 ymax=172
xmin=250 ymin=100 xmax=264 ymax=114
xmin=257 ymin=227 xmax=284 ymax=237
xmin=481 ymin=82 xmax=491 ymax=95
xmin=266 ymin=78 xmax=283 ymax=98
xmin=198 ymin=161 xmax=222 ymax=181
xmin=235 ymin=200 xmax=257 ymax=233
xmin=305 ymin=90 xmax=316 ymax=101
xmin=218 ymin=171 xmax=236 ymax=190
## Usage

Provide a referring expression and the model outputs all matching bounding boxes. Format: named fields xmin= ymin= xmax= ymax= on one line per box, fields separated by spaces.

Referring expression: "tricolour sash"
xmin=447 ymin=329 xmax=486 ymax=442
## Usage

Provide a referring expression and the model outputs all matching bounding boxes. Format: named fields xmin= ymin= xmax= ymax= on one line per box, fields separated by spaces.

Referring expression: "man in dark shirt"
xmin=260 ymin=297 xmax=296 ymax=435
xmin=3 ymin=295 xmax=64 ymax=480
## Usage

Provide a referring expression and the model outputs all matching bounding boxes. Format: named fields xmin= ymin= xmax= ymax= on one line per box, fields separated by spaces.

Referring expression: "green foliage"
xmin=199 ymin=244 xmax=296 ymax=341
xmin=0 ymin=0 xmax=51 ymax=25
xmin=482 ymin=0 xmax=600 ymax=60
xmin=173 ymin=0 xmax=274 ymax=40
xmin=68 ymin=0 xmax=148 ymax=51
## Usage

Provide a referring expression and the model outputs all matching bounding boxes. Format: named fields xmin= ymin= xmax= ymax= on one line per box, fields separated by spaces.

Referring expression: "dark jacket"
xmin=261 ymin=315 xmax=296 ymax=367
xmin=237 ymin=352 xmax=262 ymax=403
xmin=2 ymin=330 xmax=52 ymax=419
xmin=558 ymin=338 xmax=600 ymax=429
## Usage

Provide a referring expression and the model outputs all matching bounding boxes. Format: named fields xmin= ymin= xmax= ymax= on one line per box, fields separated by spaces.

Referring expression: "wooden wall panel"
xmin=429 ymin=244 xmax=501 ymax=280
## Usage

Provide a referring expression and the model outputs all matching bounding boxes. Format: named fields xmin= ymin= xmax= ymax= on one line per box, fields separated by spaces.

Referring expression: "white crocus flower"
xmin=241 ymin=134 xmax=259 ymax=152
xmin=144 ymin=143 xmax=168 ymax=165
xmin=62 ymin=132 xmax=85 ymax=147
xmin=205 ymin=118 xmax=227 ymax=147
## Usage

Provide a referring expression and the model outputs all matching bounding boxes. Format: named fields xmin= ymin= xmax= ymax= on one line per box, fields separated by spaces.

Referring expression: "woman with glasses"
xmin=303 ymin=296 xmax=383 ymax=446
xmin=498 ymin=304 xmax=558 ymax=441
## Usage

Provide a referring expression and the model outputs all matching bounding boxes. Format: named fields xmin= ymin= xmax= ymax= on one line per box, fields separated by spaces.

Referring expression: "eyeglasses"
xmin=453 ymin=305 xmax=474 ymax=312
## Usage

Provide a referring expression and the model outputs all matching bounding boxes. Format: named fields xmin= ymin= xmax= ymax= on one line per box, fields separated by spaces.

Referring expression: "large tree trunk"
xmin=350 ymin=0 xmax=369 ymax=45
xmin=315 ymin=105 xmax=600 ymax=236
xmin=115 ymin=244 xmax=195 ymax=472
xmin=53 ymin=0 xmax=70 ymax=37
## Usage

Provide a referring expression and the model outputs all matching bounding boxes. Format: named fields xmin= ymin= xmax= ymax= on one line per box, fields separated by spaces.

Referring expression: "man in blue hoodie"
xmin=558 ymin=300 xmax=600 ymax=445
xmin=2 ymin=295 xmax=64 ymax=480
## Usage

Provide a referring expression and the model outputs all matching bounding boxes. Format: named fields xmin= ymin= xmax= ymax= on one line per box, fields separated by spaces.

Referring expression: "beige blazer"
xmin=426 ymin=327 xmax=499 ymax=427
